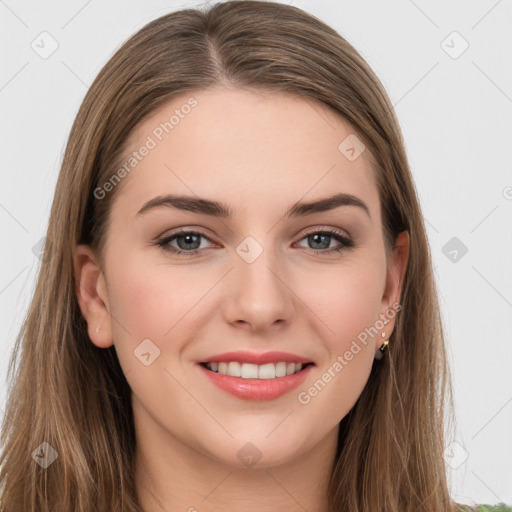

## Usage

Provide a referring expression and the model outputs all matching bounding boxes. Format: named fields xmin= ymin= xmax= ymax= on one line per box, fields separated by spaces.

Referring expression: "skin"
xmin=74 ymin=87 xmax=409 ymax=512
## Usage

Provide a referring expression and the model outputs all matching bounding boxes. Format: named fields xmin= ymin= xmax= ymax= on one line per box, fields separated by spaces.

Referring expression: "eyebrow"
xmin=136 ymin=192 xmax=371 ymax=219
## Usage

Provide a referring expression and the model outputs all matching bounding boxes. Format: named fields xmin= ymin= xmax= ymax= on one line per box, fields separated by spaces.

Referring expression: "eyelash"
xmin=154 ymin=228 xmax=355 ymax=257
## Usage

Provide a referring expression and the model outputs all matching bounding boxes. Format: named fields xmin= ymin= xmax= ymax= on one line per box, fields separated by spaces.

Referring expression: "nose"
xmin=221 ymin=242 xmax=295 ymax=334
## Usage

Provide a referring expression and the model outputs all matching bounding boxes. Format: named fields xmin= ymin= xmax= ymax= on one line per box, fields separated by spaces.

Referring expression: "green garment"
xmin=472 ymin=506 xmax=512 ymax=512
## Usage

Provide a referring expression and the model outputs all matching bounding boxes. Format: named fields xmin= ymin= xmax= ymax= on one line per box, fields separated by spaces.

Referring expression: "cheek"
xmin=108 ymin=256 xmax=200 ymax=336
xmin=300 ymin=260 xmax=385 ymax=351
xmin=295 ymin=266 xmax=381 ymax=425
xmin=106 ymin=257 xmax=202 ymax=401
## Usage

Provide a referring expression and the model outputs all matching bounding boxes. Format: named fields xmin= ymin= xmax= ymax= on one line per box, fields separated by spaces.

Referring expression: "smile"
xmin=198 ymin=361 xmax=314 ymax=401
xmin=202 ymin=361 xmax=312 ymax=379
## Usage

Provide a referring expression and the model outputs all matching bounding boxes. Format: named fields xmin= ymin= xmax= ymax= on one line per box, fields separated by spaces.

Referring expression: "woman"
xmin=0 ymin=1 xmax=509 ymax=511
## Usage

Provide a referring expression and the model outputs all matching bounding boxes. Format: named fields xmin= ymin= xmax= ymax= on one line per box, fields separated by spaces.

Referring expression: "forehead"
xmin=113 ymin=87 xmax=379 ymax=220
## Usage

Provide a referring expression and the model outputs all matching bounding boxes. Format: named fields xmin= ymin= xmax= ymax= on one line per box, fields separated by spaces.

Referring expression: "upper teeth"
xmin=206 ymin=361 xmax=304 ymax=379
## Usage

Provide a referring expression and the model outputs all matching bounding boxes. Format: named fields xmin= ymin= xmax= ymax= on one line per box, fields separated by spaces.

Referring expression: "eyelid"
xmin=296 ymin=224 xmax=352 ymax=240
xmin=156 ymin=226 xmax=218 ymax=242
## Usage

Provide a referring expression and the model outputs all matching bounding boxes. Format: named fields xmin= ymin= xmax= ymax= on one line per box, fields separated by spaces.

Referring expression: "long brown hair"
xmin=0 ymin=1 xmax=482 ymax=510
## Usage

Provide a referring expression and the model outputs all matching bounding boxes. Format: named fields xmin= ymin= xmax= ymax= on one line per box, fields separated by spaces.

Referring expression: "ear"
xmin=378 ymin=230 xmax=410 ymax=341
xmin=73 ymin=244 xmax=113 ymax=348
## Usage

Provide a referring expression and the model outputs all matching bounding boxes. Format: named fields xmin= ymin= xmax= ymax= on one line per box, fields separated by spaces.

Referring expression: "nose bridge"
xmin=224 ymin=233 xmax=294 ymax=329
xmin=235 ymin=234 xmax=283 ymax=299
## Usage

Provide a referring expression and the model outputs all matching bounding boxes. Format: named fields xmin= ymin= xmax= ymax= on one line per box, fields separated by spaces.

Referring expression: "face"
xmin=75 ymin=87 xmax=408 ymax=470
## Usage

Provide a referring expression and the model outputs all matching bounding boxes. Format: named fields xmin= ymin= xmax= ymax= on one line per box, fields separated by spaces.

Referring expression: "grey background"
xmin=1 ymin=0 xmax=511 ymax=505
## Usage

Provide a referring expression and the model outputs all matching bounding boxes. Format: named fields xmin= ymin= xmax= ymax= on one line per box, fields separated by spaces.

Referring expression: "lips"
xmin=198 ymin=363 xmax=313 ymax=401
xmin=197 ymin=351 xmax=315 ymax=401
xmin=199 ymin=350 xmax=314 ymax=366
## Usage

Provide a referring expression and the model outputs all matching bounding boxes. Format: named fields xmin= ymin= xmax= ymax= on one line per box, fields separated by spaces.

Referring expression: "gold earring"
xmin=375 ymin=332 xmax=389 ymax=360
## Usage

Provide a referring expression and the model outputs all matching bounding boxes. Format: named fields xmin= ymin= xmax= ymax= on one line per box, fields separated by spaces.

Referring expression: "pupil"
xmin=178 ymin=234 xmax=200 ymax=250
xmin=310 ymin=234 xmax=329 ymax=250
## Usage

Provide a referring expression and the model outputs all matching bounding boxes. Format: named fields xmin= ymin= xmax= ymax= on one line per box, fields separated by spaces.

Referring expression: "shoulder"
xmin=471 ymin=505 xmax=512 ymax=512
xmin=458 ymin=505 xmax=512 ymax=512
